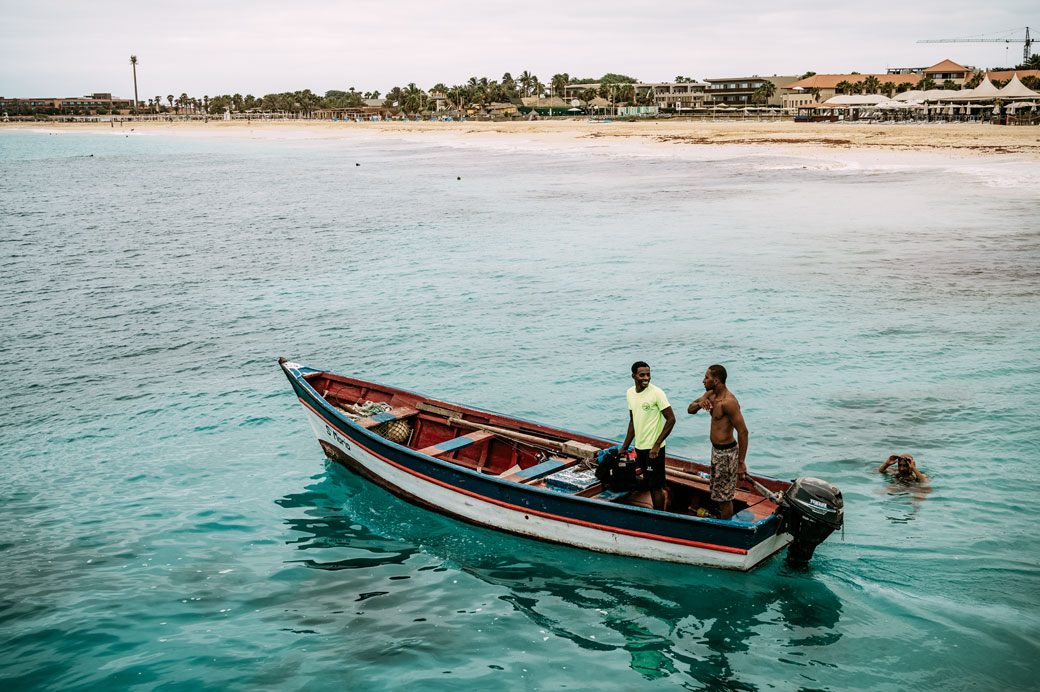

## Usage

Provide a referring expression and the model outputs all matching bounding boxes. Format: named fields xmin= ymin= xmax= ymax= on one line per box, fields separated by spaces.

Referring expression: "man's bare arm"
xmin=651 ymin=407 xmax=676 ymax=458
xmin=877 ymin=456 xmax=898 ymax=473
xmin=688 ymin=394 xmax=712 ymax=415
xmin=727 ymin=400 xmax=750 ymax=477
xmin=908 ymin=458 xmax=929 ymax=482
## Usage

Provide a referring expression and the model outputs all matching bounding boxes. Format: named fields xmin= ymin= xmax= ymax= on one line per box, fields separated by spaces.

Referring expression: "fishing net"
xmin=333 ymin=400 xmax=412 ymax=445
xmin=375 ymin=418 xmax=412 ymax=444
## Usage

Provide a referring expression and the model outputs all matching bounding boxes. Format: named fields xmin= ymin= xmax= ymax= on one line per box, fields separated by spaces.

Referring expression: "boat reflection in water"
xmin=276 ymin=466 xmax=844 ymax=686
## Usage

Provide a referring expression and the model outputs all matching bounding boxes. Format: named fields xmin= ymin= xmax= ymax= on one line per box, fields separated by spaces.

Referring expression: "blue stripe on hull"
xmin=286 ymin=370 xmax=781 ymax=553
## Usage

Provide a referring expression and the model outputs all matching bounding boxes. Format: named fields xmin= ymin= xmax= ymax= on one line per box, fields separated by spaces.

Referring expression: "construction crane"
xmin=918 ymin=27 xmax=1033 ymax=64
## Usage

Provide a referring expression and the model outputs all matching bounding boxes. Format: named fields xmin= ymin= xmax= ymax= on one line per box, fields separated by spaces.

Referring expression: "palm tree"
xmin=448 ymin=85 xmax=464 ymax=111
xmin=129 ymin=55 xmax=139 ymax=114
xmin=477 ymin=77 xmax=490 ymax=107
xmin=385 ymin=86 xmax=405 ymax=109
xmin=519 ymin=71 xmax=533 ymax=97
xmin=964 ymin=71 xmax=984 ymax=89
xmin=809 ymin=86 xmax=822 ymax=102
xmin=835 ymin=80 xmax=852 ymax=95
xmin=501 ymin=72 xmax=516 ymax=98
xmin=550 ymin=73 xmax=569 ymax=102
xmin=154 ymin=95 xmax=161 ymax=112
xmin=882 ymin=81 xmax=896 ymax=98
xmin=167 ymin=94 xmax=174 ymax=110
xmin=752 ymin=80 xmax=776 ymax=104
xmin=862 ymin=75 xmax=881 ymax=94
xmin=918 ymin=77 xmax=938 ymax=91
xmin=1024 ymin=54 xmax=1040 ymax=70
xmin=403 ymin=83 xmax=424 ymax=113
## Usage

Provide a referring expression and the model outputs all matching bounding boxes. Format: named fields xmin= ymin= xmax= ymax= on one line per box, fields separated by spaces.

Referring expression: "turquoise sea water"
xmin=2 ymin=127 xmax=1038 ymax=691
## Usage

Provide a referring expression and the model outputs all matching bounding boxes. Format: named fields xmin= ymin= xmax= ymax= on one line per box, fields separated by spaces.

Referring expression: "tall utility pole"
xmin=130 ymin=55 xmax=139 ymax=114
xmin=918 ymin=27 xmax=1032 ymax=64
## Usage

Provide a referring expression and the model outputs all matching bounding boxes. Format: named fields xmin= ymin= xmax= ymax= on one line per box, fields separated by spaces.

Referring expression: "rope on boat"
xmin=334 ymin=400 xmax=394 ymax=420
xmin=333 ymin=401 xmax=412 ymax=445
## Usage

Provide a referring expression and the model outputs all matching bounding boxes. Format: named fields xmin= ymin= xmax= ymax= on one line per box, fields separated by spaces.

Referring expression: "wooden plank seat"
xmin=417 ymin=430 xmax=494 ymax=458
xmin=501 ymin=457 xmax=578 ymax=484
xmin=357 ymin=406 xmax=419 ymax=429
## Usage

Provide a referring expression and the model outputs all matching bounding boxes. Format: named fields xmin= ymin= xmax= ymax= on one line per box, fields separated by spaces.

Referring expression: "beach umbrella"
xmin=893 ymin=90 xmax=925 ymax=102
xmin=996 ymin=74 xmax=1040 ymax=99
xmin=956 ymin=78 xmax=1000 ymax=101
xmin=823 ymin=94 xmax=889 ymax=106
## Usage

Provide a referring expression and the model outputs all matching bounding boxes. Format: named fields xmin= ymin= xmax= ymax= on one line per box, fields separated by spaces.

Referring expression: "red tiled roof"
xmin=984 ymin=69 xmax=1040 ymax=82
xmin=924 ymin=59 xmax=969 ymax=73
xmin=783 ymin=74 xmax=924 ymax=90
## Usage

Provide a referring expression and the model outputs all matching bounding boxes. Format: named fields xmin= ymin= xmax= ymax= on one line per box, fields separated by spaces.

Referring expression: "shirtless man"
xmin=687 ymin=364 xmax=748 ymax=520
xmin=877 ymin=454 xmax=929 ymax=483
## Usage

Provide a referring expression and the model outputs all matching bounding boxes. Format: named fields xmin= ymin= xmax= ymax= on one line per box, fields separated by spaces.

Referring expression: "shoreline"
xmin=4 ymin=119 xmax=1040 ymax=161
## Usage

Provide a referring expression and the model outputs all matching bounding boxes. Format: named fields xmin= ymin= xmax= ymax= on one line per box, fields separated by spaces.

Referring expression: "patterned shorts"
xmin=710 ymin=443 xmax=739 ymax=502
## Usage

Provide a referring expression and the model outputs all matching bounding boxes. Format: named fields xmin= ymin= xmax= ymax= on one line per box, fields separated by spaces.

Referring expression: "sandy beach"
xmin=5 ymin=119 xmax=1040 ymax=161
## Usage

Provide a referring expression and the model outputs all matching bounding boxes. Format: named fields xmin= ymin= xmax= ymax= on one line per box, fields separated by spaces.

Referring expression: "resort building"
xmin=562 ymin=83 xmax=601 ymax=100
xmin=704 ymin=76 xmax=798 ymax=106
xmin=924 ymin=59 xmax=972 ymax=84
xmin=884 ymin=59 xmax=973 ymax=83
xmin=781 ymin=73 xmax=926 ymax=108
xmin=780 ymin=60 xmax=1038 ymax=107
xmin=428 ymin=92 xmax=450 ymax=111
xmin=637 ymin=81 xmax=710 ymax=111
xmin=1 ymin=92 xmax=133 ymax=115
xmin=984 ymin=69 xmax=1040 ymax=84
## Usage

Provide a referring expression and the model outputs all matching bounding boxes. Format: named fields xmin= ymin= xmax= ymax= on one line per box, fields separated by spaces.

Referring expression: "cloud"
xmin=1 ymin=0 xmax=1035 ymax=97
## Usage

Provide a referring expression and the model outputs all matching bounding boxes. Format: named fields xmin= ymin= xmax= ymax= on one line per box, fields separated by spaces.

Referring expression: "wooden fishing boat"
xmin=280 ymin=359 xmax=843 ymax=571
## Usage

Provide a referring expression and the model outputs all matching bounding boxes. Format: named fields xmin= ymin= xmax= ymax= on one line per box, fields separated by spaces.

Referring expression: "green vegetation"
xmin=751 ymin=80 xmax=775 ymax=104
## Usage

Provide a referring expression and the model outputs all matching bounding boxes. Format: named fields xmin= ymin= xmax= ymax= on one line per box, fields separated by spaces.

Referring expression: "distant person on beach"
xmin=877 ymin=454 xmax=929 ymax=483
xmin=688 ymin=365 xmax=749 ymax=520
xmin=619 ymin=361 xmax=675 ymax=511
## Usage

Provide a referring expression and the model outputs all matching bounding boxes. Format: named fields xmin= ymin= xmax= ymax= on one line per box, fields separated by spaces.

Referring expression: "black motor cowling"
xmin=779 ymin=477 xmax=844 ymax=565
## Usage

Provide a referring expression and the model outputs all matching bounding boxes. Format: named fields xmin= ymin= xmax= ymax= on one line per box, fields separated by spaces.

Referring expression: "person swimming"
xmin=877 ymin=454 xmax=929 ymax=483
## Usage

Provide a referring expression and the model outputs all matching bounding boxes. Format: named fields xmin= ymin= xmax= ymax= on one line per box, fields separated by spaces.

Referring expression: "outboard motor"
xmin=779 ymin=477 xmax=844 ymax=565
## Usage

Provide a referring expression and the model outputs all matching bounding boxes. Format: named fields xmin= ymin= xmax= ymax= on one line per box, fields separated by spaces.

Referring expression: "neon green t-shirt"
xmin=627 ymin=383 xmax=671 ymax=450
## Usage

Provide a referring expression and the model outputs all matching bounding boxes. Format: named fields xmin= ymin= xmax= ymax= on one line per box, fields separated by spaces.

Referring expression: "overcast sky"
xmin=1 ymin=1 xmax=1036 ymax=98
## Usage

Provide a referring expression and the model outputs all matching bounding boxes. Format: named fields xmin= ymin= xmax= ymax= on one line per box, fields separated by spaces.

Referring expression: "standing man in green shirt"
xmin=619 ymin=361 xmax=676 ymax=510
